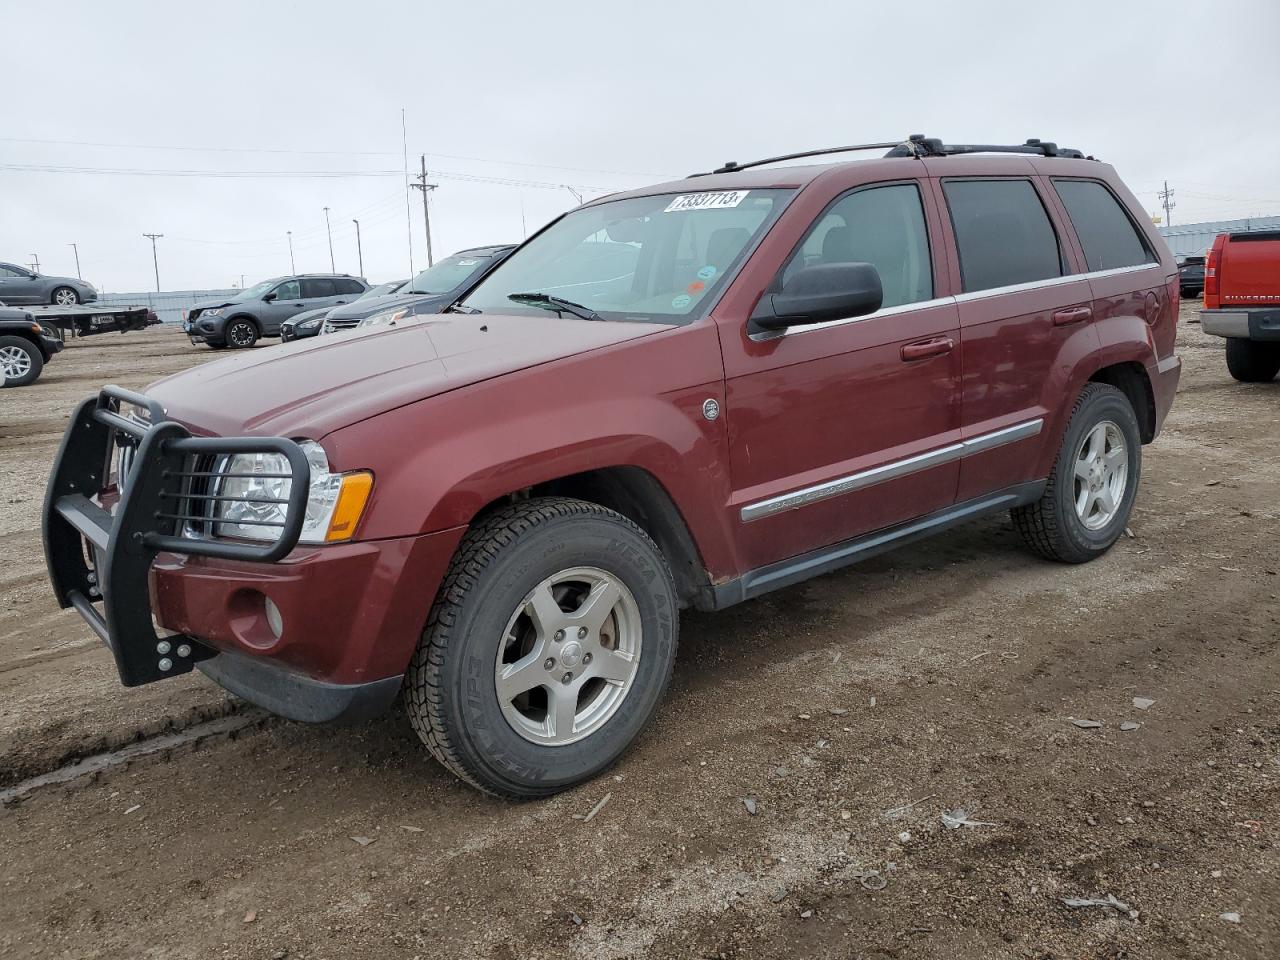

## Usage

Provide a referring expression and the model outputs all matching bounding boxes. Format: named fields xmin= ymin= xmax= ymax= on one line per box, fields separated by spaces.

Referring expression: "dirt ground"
xmin=0 ymin=310 xmax=1276 ymax=960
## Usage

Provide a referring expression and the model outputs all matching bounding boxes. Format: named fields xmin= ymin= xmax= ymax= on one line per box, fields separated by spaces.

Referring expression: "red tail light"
xmin=1204 ymin=235 xmax=1224 ymax=309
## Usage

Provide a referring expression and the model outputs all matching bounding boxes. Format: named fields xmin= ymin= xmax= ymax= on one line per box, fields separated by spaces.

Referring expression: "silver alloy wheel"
xmin=0 ymin=344 xmax=32 ymax=381
xmin=228 ymin=322 xmax=254 ymax=347
xmin=495 ymin=566 xmax=643 ymax=746
xmin=1073 ymin=420 xmax=1128 ymax=530
xmin=54 ymin=287 xmax=78 ymax=305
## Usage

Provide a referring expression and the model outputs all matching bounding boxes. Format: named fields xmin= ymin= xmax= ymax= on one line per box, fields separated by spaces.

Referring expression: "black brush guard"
xmin=42 ymin=385 xmax=311 ymax=686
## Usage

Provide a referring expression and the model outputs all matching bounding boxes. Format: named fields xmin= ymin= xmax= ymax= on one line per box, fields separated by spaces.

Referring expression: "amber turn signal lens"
xmin=325 ymin=471 xmax=373 ymax=542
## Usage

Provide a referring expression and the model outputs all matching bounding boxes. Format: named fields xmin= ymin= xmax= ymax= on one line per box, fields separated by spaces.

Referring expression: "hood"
xmin=325 ymin=290 xmax=450 ymax=322
xmin=190 ymin=298 xmax=236 ymax=312
xmin=145 ymin=313 xmax=670 ymax=439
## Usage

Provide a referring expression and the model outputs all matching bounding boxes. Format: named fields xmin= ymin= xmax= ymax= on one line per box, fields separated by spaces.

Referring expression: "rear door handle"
xmin=901 ymin=336 xmax=955 ymax=361
xmin=1053 ymin=306 xmax=1093 ymax=326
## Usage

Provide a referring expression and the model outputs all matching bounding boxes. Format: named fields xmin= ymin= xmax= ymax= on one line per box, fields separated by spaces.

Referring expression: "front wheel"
xmin=0 ymin=336 xmax=43 ymax=387
xmin=1225 ymin=338 xmax=1280 ymax=383
xmin=1012 ymin=383 xmax=1141 ymax=563
xmin=405 ymin=497 xmax=678 ymax=798
xmin=51 ymin=286 xmax=80 ymax=306
xmin=225 ymin=319 xmax=259 ymax=349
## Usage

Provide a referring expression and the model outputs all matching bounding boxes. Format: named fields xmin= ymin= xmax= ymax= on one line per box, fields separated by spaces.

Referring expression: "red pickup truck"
xmin=43 ymin=136 xmax=1181 ymax=797
xmin=1200 ymin=231 xmax=1280 ymax=381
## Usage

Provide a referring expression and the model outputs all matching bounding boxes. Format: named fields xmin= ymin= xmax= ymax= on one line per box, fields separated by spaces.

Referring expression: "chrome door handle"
xmin=901 ymin=337 xmax=955 ymax=361
xmin=1053 ymin=306 xmax=1093 ymax=326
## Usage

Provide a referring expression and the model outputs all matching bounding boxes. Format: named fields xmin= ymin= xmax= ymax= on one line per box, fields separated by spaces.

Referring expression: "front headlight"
xmin=203 ymin=307 xmax=225 ymax=317
xmin=298 ymin=316 xmax=323 ymax=330
xmin=214 ymin=441 xmax=373 ymax=544
xmin=359 ymin=307 xmax=410 ymax=329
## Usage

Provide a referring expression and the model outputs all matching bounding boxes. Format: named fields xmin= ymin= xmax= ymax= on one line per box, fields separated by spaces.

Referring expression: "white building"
xmin=1159 ymin=215 xmax=1280 ymax=259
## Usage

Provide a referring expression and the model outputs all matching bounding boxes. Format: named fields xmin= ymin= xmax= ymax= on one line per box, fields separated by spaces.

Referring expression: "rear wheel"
xmin=225 ymin=318 xmax=259 ymax=349
xmin=405 ymin=497 xmax=678 ymax=798
xmin=51 ymin=286 xmax=79 ymax=306
xmin=1012 ymin=383 xmax=1141 ymax=563
xmin=0 ymin=336 xmax=43 ymax=387
xmin=1225 ymin=338 xmax=1280 ymax=383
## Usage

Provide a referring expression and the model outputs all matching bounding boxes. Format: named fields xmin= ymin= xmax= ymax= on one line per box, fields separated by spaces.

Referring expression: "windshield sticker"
xmin=663 ymin=191 xmax=749 ymax=213
xmin=686 ymin=280 xmax=706 ymax=294
xmin=697 ymin=265 xmax=717 ymax=280
xmin=456 ymin=259 xmax=479 ymax=266
xmin=671 ymin=294 xmax=693 ymax=309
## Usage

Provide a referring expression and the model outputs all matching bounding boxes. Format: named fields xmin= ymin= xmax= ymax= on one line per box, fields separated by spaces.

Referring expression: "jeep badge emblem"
xmin=702 ymin=398 xmax=721 ymax=421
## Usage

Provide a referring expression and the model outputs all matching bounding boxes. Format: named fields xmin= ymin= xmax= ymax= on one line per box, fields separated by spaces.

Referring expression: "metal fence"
xmin=94 ymin=289 xmax=239 ymax=325
xmin=1159 ymin=215 xmax=1280 ymax=259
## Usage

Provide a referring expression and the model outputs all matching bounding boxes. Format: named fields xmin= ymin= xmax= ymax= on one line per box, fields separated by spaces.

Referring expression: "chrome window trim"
xmin=740 ymin=418 xmax=1043 ymax=522
xmin=752 ymin=263 xmax=1156 ymax=341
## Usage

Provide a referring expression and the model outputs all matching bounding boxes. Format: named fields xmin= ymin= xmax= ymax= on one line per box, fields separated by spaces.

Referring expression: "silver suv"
xmin=185 ymin=274 xmax=369 ymax=349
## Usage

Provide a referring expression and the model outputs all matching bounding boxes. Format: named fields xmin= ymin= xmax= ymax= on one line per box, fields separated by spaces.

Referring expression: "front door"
xmin=719 ymin=180 xmax=962 ymax=572
xmin=263 ymin=279 xmax=307 ymax=334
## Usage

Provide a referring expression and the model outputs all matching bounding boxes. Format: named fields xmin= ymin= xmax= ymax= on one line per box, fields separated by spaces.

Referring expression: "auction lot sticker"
xmin=663 ymin=191 xmax=749 ymax=213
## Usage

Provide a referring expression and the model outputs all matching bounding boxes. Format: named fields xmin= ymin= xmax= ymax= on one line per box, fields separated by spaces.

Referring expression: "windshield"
xmin=232 ymin=279 xmax=278 ymax=301
xmin=407 ymin=254 xmax=493 ymax=294
xmin=358 ymin=280 xmax=406 ymax=300
xmin=458 ymin=189 xmax=792 ymax=323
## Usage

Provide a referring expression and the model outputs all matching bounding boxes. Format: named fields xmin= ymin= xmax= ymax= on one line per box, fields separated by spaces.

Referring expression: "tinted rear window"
xmin=943 ymin=179 xmax=1062 ymax=293
xmin=1053 ymin=179 xmax=1155 ymax=272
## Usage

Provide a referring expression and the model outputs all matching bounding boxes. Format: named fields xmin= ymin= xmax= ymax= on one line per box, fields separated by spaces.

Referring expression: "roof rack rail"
xmin=885 ymin=134 xmax=1091 ymax=160
xmin=689 ymin=135 xmax=1094 ymax=177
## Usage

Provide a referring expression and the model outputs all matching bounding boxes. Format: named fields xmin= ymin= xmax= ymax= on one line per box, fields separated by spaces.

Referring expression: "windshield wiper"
xmin=444 ymin=302 xmax=481 ymax=314
xmin=508 ymin=292 xmax=604 ymax=322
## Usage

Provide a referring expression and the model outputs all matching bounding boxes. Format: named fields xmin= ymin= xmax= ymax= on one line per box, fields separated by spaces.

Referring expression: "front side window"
xmin=781 ymin=183 xmax=933 ymax=309
xmin=274 ymin=280 xmax=302 ymax=300
xmin=1053 ymin=179 xmax=1155 ymax=272
xmin=943 ymin=179 xmax=1063 ymax=293
xmin=459 ymin=189 xmax=794 ymax=323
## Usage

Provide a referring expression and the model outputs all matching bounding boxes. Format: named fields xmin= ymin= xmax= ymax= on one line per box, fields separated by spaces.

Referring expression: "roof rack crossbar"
xmin=689 ymin=135 xmax=1093 ymax=178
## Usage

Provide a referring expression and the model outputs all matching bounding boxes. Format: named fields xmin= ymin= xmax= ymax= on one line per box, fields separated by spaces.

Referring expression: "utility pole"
xmin=411 ymin=154 xmax=436 ymax=266
xmin=29 ymin=253 xmax=41 ymax=273
xmin=323 ymin=207 xmax=335 ymax=272
xmin=287 ymin=231 xmax=296 ymax=273
xmin=352 ymin=219 xmax=364 ymax=277
xmin=68 ymin=243 xmax=81 ymax=279
xmin=142 ymin=233 xmax=163 ymax=292
xmin=1158 ymin=181 xmax=1176 ymax=227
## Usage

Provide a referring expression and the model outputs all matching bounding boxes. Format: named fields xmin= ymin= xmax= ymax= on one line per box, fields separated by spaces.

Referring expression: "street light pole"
xmin=287 ymin=231 xmax=296 ymax=273
xmin=142 ymin=233 xmax=163 ymax=292
xmin=352 ymin=219 xmax=364 ymax=277
xmin=29 ymin=253 xmax=41 ymax=273
xmin=563 ymin=185 xmax=584 ymax=205
xmin=68 ymin=243 xmax=81 ymax=279
xmin=323 ymin=207 xmax=335 ymax=272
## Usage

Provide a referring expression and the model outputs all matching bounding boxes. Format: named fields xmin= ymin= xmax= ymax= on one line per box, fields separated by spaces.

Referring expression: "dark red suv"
xmin=44 ymin=136 xmax=1180 ymax=797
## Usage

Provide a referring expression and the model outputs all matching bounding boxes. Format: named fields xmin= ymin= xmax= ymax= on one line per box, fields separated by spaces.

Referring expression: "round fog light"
xmin=264 ymin=597 xmax=284 ymax=640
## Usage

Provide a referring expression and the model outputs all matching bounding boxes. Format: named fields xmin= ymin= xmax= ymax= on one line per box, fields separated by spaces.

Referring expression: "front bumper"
xmin=1200 ymin=308 xmax=1280 ymax=341
xmin=42 ymin=385 xmax=462 ymax=722
xmin=280 ymin=323 xmax=320 ymax=343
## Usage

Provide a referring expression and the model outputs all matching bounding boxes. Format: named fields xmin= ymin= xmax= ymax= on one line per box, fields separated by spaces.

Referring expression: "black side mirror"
xmin=751 ymin=262 xmax=883 ymax=332
xmin=262 ymin=292 xmax=277 ymax=302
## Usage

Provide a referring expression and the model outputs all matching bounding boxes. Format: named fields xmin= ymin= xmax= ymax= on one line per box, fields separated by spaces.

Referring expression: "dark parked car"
xmin=44 ymin=136 xmax=1180 ymax=798
xmin=322 ymin=246 xmax=514 ymax=334
xmin=1178 ymin=255 xmax=1205 ymax=298
xmin=186 ymin=274 xmax=369 ymax=349
xmin=0 ymin=302 xmax=63 ymax=386
xmin=0 ymin=263 xmax=97 ymax=306
xmin=280 ymin=279 xmax=407 ymax=343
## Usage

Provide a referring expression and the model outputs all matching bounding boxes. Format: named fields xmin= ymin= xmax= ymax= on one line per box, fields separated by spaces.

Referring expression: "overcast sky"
xmin=3 ymin=0 xmax=1278 ymax=292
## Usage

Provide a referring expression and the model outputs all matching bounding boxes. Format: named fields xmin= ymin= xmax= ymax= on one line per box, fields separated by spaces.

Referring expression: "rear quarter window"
xmin=1053 ymin=179 xmax=1156 ymax=272
xmin=942 ymin=179 xmax=1063 ymax=293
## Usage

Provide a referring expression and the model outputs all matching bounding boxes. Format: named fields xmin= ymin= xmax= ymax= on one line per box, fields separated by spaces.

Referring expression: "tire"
xmin=1011 ymin=383 xmax=1141 ymax=564
xmin=224 ymin=318 xmax=259 ymax=349
xmin=0 ymin=335 xmax=43 ymax=387
xmin=406 ymin=497 xmax=679 ymax=798
xmin=51 ymin=286 xmax=80 ymax=306
xmin=1224 ymin=338 xmax=1280 ymax=383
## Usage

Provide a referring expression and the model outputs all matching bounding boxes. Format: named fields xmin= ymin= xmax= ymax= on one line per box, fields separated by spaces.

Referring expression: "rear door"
xmin=931 ymin=173 xmax=1097 ymax=501
xmin=719 ymin=178 xmax=963 ymax=571
xmin=0 ymin=264 xmax=36 ymax=304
